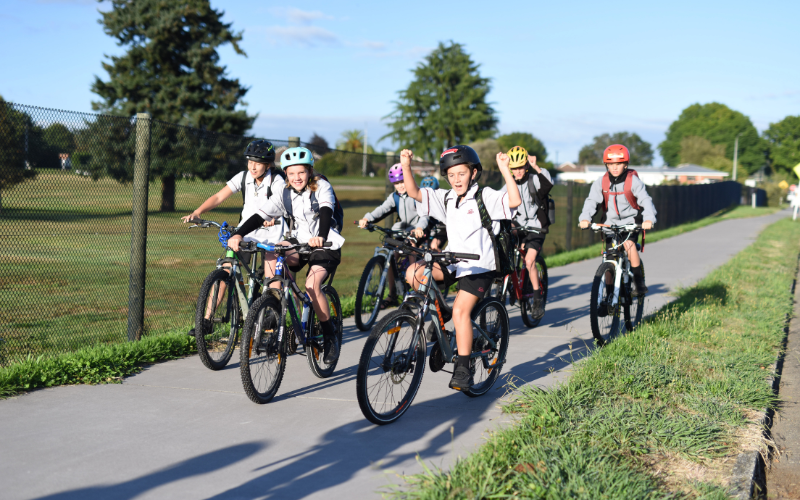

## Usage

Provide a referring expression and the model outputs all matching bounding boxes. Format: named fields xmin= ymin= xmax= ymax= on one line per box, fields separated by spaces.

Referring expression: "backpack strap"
xmin=623 ymin=170 xmax=641 ymax=211
xmin=240 ymin=171 xmax=248 ymax=207
xmin=475 ymin=188 xmax=502 ymax=273
xmin=282 ymin=186 xmax=294 ymax=233
xmin=442 ymin=189 xmax=453 ymax=215
xmin=602 ymin=170 xmax=641 ymax=215
xmin=393 ymin=192 xmax=401 ymax=217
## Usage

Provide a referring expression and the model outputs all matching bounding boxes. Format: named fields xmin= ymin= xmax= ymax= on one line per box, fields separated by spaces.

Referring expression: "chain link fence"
xmin=0 ymin=101 xmax=753 ymax=365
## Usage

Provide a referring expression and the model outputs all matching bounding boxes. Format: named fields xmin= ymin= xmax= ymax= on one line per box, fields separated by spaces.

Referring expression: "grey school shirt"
xmin=364 ymin=192 xmax=430 ymax=232
xmin=578 ymin=171 xmax=657 ymax=226
xmin=500 ymin=170 xmax=553 ymax=229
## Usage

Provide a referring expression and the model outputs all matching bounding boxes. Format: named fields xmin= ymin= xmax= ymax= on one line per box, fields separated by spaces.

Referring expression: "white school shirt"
xmin=418 ymin=183 xmax=515 ymax=278
xmin=226 ymin=171 xmax=286 ymax=244
xmin=255 ymin=178 xmax=345 ymax=250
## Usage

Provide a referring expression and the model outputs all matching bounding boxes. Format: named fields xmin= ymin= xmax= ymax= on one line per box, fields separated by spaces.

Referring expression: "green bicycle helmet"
xmin=280 ymin=147 xmax=315 ymax=169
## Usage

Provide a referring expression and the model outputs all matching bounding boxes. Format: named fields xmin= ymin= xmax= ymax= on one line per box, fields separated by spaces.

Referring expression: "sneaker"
xmin=530 ymin=293 xmax=545 ymax=320
xmin=632 ymin=278 xmax=648 ymax=297
xmin=188 ymin=318 xmax=212 ymax=337
xmin=596 ymin=298 xmax=609 ymax=317
xmin=323 ymin=336 xmax=339 ymax=364
xmin=449 ymin=365 xmax=473 ymax=392
xmin=379 ymin=296 xmax=398 ymax=310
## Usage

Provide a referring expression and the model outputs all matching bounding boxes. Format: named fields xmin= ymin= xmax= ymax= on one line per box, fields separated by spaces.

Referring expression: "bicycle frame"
xmin=216 ymin=249 xmax=263 ymax=324
xmin=371 ymin=246 xmax=406 ymax=303
xmin=596 ymin=227 xmax=635 ymax=309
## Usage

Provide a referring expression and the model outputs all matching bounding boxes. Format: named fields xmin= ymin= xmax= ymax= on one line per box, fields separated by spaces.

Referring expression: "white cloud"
xmin=266 ymin=25 xmax=339 ymax=47
xmin=270 ymin=7 xmax=334 ymax=25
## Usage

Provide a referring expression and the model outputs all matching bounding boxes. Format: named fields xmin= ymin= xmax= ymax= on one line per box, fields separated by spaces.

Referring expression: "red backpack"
xmin=602 ymin=169 xmax=641 ymax=215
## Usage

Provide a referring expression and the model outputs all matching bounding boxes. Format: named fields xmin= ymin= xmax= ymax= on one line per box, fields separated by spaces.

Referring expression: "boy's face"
xmin=285 ymin=165 xmax=309 ymax=190
xmin=248 ymin=160 xmax=268 ymax=178
xmin=606 ymin=162 xmax=627 ymax=178
xmin=393 ymin=181 xmax=407 ymax=194
xmin=511 ymin=166 xmax=526 ymax=180
xmin=446 ymin=164 xmax=475 ymax=196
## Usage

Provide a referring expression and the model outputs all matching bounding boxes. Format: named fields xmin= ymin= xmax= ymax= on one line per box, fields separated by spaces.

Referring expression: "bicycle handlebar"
xmin=384 ymin=237 xmax=478 ymax=263
xmin=256 ymin=241 xmax=333 ymax=254
xmin=518 ymin=226 xmax=549 ymax=235
xmin=187 ymin=218 xmax=239 ymax=232
xmin=589 ymin=223 xmax=642 ymax=232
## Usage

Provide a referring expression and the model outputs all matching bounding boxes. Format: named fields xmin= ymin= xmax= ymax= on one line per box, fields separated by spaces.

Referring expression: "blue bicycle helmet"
xmin=419 ymin=175 xmax=439 ymax=189
xmin=280 ymin=147 xmax=315 ymax=169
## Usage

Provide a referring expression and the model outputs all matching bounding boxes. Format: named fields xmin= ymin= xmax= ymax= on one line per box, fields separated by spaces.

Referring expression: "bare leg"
xmin=305 ymin=265 xmax=330 ymax=321
xmin=623 ymin=240 xmax=641 ymax=267
xmin=405 ymin=261 xmax=445 ymax=292
xmin=523 ymin=245 xmax=540 ymax=290
xmin=452 ymin=290 xmax=481 ymax=357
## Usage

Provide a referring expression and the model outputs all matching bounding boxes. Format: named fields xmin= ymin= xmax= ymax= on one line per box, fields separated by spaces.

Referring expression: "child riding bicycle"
xmin=578 ymin=144 xmax=656 ymax=296
xmin=358 ymin=164 xmax=429 ymax=309
xmin=402 ymin=145 xmax=521 ymax=392
xmin=181 ymin=140 xmax=285 ymax=336
xmin=229 ymin=147 xmax=345 ymax=364
xmin=499 ymin=146 xmax=552 ymax=319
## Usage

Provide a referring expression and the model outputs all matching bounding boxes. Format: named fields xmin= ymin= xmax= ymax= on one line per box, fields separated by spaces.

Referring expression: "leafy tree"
xmin=382 ymin=41 xmax=497 ymax=162
xmin=42 ymin=123 xmax=76 ymax=158
xmin=308 ymin=132 xmax=329 ymax=154
xmin=763 ymin=116 xmax=800 ymax=175
xmin=679 ymin=135 xmax=746 ymax=179
xmin=659 ymin=102 xmax=762 ymax=172
xmin=0 ymin=98 xmax=37 ymax=212
xmin=91 ymin=0 xmax=255 ymax=211
xmin=579 ymin=132 xmax=653 ymax=165
xmin=336 ymin=130 xmax=374 ymax=153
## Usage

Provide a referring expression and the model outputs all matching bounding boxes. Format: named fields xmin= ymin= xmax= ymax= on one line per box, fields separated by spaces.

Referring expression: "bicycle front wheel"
xmin=356 ymin=310 xmax=426 ymax=425
xmin=468 ymin=297 xmax=510 ymax=397
xmin=240 ymin=294 xmax=285 ymax=404
xmin=626 ymin=261 xmax=645 ymax=331
xmin=355 ymin=256 xmax=386 ymax=331
xmin=590 ymin=262 xmax=622 ymax=346
xmin=307 ymin=285 xmax=343 ymax=378
xmin=195 ymin=269 xmax=239 ymax=371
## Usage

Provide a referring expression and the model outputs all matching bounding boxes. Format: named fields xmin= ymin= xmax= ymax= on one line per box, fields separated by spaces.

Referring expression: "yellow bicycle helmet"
xmin=507 ymin=146 xmax=528 ymax=169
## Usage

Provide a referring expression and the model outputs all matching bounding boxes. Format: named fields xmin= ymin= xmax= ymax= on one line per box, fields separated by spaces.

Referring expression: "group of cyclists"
xmin=183 ymin=138 xmax=656 ymax=396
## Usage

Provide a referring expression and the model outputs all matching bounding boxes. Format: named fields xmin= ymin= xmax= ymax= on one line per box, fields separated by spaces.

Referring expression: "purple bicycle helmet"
xmin=388 ymin=163 xmax=404 ymax=183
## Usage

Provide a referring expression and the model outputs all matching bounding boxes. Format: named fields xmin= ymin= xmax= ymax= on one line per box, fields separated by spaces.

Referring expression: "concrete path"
xmin=0 ymin=211 xmax=788 ymax=500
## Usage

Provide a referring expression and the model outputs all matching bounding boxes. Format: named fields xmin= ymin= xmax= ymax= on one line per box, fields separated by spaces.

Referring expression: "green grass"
xmin=394 ymin=217 xmax=798 ymax=499
xmin=0 ymin=330 xmax=196 ymax=398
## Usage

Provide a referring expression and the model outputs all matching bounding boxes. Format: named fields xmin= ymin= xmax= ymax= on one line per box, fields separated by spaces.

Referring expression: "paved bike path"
xmin=0 ymin=211 xmax=788 ymax=500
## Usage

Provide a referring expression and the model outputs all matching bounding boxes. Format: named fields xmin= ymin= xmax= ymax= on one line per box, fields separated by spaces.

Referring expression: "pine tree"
xmin=382 ymin=42 xmax=497 ymax=162
xmin=91 ymin=0 xmax=255 ymax=211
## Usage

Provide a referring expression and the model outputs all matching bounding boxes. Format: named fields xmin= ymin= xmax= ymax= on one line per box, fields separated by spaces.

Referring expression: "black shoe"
xmin=323 ymin=336 xmax=339 ymax=364
xmin=380 ymin=296 xmax=398 ymax=310
xmin=449 ymin=365 xmax=473 ymax=392
xmin=632 ymin=278 xmax=648 ymax=297
xmin=596 ymin=298 xmax=609 ymax=318
xmin=188 ymin=318 xmax=212 ymax=337
xmin=531 ymin=293 xmax=545 ymax=320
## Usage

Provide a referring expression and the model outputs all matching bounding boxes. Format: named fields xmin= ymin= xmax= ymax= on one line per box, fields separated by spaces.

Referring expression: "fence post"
xmin=127 ymin=113 xmax=151 ymax=342
xmin=565 ymin=181 xmax=573 ymax=251
xmin=288 ymin=136 xmax=300 ymax=148
xmin=385 ymin=152 xmax=397 ymax=228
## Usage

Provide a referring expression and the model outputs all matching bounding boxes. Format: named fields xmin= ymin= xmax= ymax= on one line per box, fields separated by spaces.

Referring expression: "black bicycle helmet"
xmin=244 ymin=139 xmax=276 ymax=163
xmin=439 ymin=145 xmax=482 ymax=182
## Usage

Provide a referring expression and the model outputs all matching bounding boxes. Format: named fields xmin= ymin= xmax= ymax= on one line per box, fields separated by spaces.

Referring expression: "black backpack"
xmin=526 ymin=174 xmax=555 ymax=226
xmin=443 ymin=188 xmax=516 ymax=276
xmin=281 ymin=175 xmax=344 ymax=234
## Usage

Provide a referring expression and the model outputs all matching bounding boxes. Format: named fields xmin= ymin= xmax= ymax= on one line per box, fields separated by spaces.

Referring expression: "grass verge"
xmin=545 ymin=205 xmax=781 ymax=269
xmin=394 ymin=216 xmax=798 ymax=498
xmin=0 ymin=331 xmax=196 ymax=398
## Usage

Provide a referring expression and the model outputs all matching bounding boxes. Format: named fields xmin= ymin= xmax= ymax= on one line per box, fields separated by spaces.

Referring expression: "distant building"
xmin=555 ymin=163 xmax=729 ymax=186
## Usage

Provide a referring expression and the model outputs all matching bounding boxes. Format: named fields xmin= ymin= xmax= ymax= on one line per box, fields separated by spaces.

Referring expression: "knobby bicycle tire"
xmin=195 ymin=269 xmax=239 ymax=371
xmin=355 ymin=256 xmax=386 ymax=331
xmin=356 ymin=310 xmax=426 ymax=425
xmin=520 ymin=256 xmax=549 ymax=328
xmin=307 ymin=285 xmax=343 ymax=378
xmin=589 ymin=262 xmax=622 ymax=346
xmin=240 ymin=294 xmax=285 ymax=404
xmin=626 ymin=260 xmax=645 ymax=331
xmin=467 ymin=296 xmax=510 ymax=397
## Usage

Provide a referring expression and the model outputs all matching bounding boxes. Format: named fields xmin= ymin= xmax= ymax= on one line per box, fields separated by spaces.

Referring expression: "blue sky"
xmin=2 ymin=0 xmax=798 ymax=164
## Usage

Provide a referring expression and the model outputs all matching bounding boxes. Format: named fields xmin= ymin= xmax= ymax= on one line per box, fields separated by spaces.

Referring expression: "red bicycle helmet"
xmin=603 ymin=144 xmax=630 ymax=164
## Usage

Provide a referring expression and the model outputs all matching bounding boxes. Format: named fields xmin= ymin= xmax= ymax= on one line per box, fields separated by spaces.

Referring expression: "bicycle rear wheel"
xmin=468 ymin=297 xmax=510 ymax=397
xmin=307 ymin=285 xmax=343 ymax=378
xmin=356 ymin=310 xmax=425 ymax=425
xmin=590 ymin=262 xmax=622 ymax=346
xmin=195 ymin=269 xmax=239 ymax=371
xmin=520 ymin=256 xmax=549 ymax=328
xmin=240 ymin=294 xmax=285 ymax=404
xmin=355 ymin=256 xmax=386 ymax=331
xmin=626 ymin=261 xmax=645 ymax=331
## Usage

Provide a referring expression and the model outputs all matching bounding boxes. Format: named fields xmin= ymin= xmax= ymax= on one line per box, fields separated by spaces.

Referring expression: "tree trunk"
xmin=160 ymin=174 xmax=175 ymax=212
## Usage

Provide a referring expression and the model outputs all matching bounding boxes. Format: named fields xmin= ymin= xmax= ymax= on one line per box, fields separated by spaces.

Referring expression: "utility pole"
xmin=733 ymin=133 xmax=742 ymax=182
xmin=362 ymin=128 xmax=368 ymax=177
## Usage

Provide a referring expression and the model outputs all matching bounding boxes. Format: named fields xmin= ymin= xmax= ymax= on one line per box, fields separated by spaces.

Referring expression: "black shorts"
xmin=604 ymin=231 xmax=639 ymax=250
xmin=521 ymin=233 xmax=545 ymax=254
xmin=285 ymin=238 xmax=341 ymax=275
xmin=457 ymin=272 xmax=495 ymax=299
